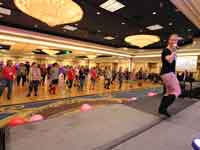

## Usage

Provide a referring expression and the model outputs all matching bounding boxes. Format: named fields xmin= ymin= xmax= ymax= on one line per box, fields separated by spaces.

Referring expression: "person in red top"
xmin=2 ymin=60 xmax=16 ymax=100
xmin=89 ymin=67 xmax=97 ymax=90
xmin=67 ymin=66 xmax=75 ymax=89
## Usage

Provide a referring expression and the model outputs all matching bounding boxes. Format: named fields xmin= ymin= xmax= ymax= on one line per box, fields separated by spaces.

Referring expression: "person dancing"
xmin=159 ymin=34 xmax=181 ymax=117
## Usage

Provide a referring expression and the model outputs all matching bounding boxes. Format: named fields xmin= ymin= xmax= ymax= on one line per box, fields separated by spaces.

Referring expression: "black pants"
xmin=17 ymin=75 xmax=26 ymax=86
xmin=28 ymin=80 xmax=40 ymax=95
xmin=104 ymin=79 xmax=111 ymax=89
xmin=41 ymin=74 xmax=46 ymax=86
xmin=119 ymin=79 xmax=123 ymax=89
xmin=159 ymin=95 xmax=176 ymax=113
xmin=67 ymin=80 xmax=73 ymax=89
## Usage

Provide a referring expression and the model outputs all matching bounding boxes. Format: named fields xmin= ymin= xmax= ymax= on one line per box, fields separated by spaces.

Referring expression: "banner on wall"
xmin=176 ymin=56 xmax=198 ymax=72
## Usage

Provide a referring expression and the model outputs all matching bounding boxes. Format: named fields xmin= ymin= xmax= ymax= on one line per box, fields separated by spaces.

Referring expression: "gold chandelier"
xmin=14 ymin=0 xmax=84 ymax=27
xmin=124 ymin=35 xmax=160 ymax=48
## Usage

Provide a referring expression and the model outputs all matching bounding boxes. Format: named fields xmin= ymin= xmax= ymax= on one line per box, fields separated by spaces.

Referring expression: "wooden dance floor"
xmin=0 ymin=80 xmax=160 ymax=106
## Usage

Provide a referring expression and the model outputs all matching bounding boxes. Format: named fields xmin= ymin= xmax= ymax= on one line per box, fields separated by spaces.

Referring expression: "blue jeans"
xmin=28 ymin=80 xmax=40 ymax=95
xmin=0 ymin=80 xmax=13 ymax=99
xmin=79 ymin=79 xmax=85 ymax=90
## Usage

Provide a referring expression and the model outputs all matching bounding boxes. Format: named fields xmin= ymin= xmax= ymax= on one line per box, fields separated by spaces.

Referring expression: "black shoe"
xmin=7 ymin=97 xmax=11 ymax=100
xmin=159 ymin=110 xmax=171 ymax=118
xmin=34 ymin=93 xmax=38 ymax=96
xmin=27 ymin=94 xmax=31 ymax=97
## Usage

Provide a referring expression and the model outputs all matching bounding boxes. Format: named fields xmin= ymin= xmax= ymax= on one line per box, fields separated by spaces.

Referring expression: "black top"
xmin=79 ymin=70 xmax=85 ymax=80
xmin=160 ymin=48 xmax=176 ymax=75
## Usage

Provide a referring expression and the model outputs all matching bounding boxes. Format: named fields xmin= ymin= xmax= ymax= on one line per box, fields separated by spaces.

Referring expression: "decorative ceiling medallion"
xmin=124 ymin=35 xmax=160 ymax=48
xmin=14 ymin=0 xmax=83 ymax=27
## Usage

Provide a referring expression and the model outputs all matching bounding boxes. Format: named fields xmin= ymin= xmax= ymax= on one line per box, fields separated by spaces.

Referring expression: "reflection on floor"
xmin=0 ymin=80 xmax=160 ymax=106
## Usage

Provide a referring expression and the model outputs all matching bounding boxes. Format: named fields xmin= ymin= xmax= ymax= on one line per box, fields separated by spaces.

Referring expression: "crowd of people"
xmin=0 ymin=58 xmax=196 ymax=102
xmin=0 ymin=60 xmax=158 ymax=100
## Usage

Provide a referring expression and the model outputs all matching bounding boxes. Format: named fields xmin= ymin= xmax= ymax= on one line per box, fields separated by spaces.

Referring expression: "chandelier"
xmin=14 ymin=0 xmax=84 ymax=27
xmin=124 ymin=35 xmax=160 ymax=48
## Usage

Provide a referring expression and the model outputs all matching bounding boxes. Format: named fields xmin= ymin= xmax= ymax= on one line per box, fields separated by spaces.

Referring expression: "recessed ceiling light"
xmin=74 ymin=23 xmax=79 ymax=26
xmin=100 ymin=0 xmax=125 ymax=12
xmin=96 ymin=12 xmax=101 ymax=15
xmin=160 ymin=2 xmax=164 ymax=8
xmin=188 ymin=28 xmax=192 ymax=32
xmin=0 ymin=7 xmax=11 ymax=15
xmin=146 ymin=24 xmax=163 ymax=30
xmin=139 ymin=29 xmax=143 ymax=32
xmin=168 ymin=22 xmax=173 ymax=26
xmin=34 ymin=24 xmax=38 ymax=28
xmin=97 ymin=30 xmax=101 ymax=33
xmin=104 ymin=36 xmax=115 ymax=40
xmin=63 ymin=25 xmax=78 ymax=31
xmin=0 ymin=2 xmax=3 ymax=5
xmin=152 ymin=11 xmax=157 ymax=15
xmin=121 ymin=22 xmax=126 ymax=25
xmin=123 ymin=47 xmax=128 ymax=50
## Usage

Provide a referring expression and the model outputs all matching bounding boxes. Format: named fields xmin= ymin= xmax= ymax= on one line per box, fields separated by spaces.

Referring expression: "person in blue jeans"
xmin=1 ymin=60 xmax=16 ymax=100
xmin=79 ymin=67 xmax=85 ymax=90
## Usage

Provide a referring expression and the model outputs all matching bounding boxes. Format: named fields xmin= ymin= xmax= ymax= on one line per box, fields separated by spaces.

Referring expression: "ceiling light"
xmin=104 ymin=36 xmax=115 ymax=40
xmin=125 ymin=35 xmax=160 ymax=48
xmin=97 ymin=30 xmax=101 ymax=33
xmin=100 ymin=0 xmax=125 ymax=12
xmin=88 ymin=55 xmax=96 ymax=59
xmin=152 ymin=11 xmax=157 ymax=15
xmin=122 ymin=47 xmax=128 ymax=50
xmin=139 ymin=29 xmax=143 ymax=32
xmin=14 ymin=0 xmax=83 ymax=27
xmin=0 ymin=7 xmax=11 ymax=15
xmin=74 ymin=23 xmax=79 ymax=26
xmin=34 ymin=24 xmax=38 ymax=28
xmin=188 ymin=28 xmax=192 ymax=32
xmin=121 ymin=22 xmax=126 ymax=25
xmin=146 ymin=24 xmax=163 ymax=31
xmin=168 ymin=22 xmax=173 ymax=26
xmin=42 ymin=49 xmax=59 ymax=55
xmin=63 ymin=25 xmax=78 ymax=31
xmin=96 ymin=12 xmax=101 ymax=15
xmin=160 ymin=2 xmax=164 ymax=8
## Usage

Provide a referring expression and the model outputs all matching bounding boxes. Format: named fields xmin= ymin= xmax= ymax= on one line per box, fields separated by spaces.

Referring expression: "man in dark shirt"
xmin=158 ymin=34 xmax=181 ymax=117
